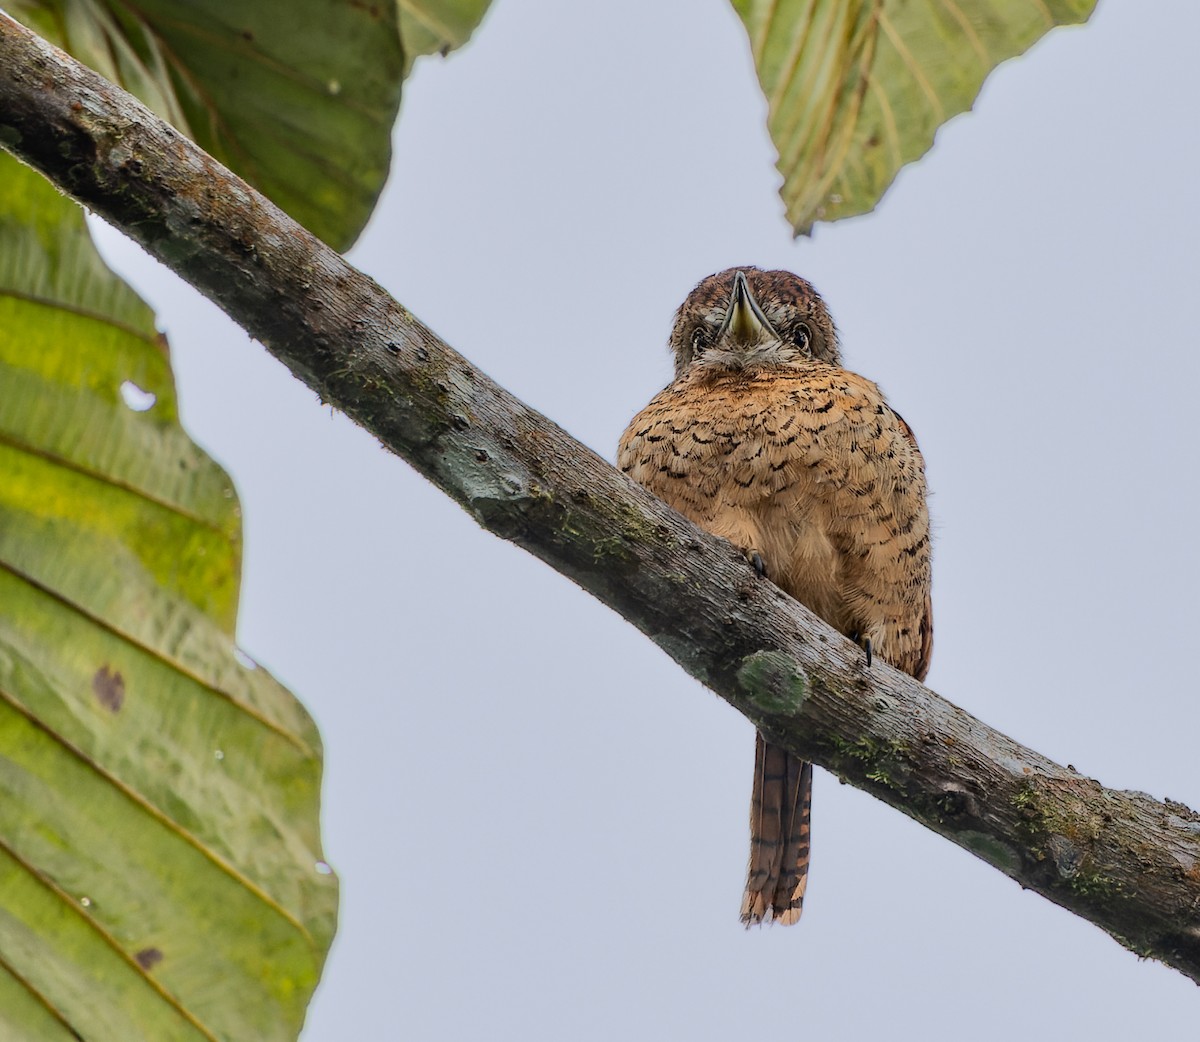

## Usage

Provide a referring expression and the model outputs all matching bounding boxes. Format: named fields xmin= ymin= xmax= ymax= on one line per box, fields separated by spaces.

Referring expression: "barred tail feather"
xmin=741 ymin=733 xmax=812 ymax=926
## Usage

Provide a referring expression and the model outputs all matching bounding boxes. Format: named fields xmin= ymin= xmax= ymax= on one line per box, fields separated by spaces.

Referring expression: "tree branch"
xmin=4 ymin=13 xmax=1199 ymax=980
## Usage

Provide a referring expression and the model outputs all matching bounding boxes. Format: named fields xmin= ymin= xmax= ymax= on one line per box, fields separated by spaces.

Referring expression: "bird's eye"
xmin=691 ymin=326 xmax=709 ymax=351
xmin=795 ymin=322 xmax=812 ymax=348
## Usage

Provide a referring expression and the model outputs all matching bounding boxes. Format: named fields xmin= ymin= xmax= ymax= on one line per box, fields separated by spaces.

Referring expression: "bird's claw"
xmin=750 ymin=551 xmax=768 ymax=579
xmin=851 ymin=632 xmax=873 ymax=667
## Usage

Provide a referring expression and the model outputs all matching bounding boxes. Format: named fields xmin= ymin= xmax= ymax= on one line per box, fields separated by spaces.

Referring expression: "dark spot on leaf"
xmin=135 ymin=947 xmax=164 ymax=970
xmin=92 ymin=666 xmax=124 ymax=712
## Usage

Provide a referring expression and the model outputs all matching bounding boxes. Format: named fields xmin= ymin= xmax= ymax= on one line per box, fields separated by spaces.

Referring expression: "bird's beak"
xmin=717 ymin=270 xmax=777 ymax=344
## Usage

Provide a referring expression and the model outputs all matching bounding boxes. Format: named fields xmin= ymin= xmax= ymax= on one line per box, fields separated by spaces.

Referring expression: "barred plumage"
xmin=619 ymin=267 xmax=932 ymax=925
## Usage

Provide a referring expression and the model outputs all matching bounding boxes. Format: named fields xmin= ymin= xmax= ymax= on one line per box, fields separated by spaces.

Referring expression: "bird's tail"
xmin=741 ymin=732 xmax=812 ymax=926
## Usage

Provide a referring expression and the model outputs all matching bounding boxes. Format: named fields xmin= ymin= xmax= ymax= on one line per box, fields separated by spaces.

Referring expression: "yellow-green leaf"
xmin=732 ymin=0 xmax=1097 ymax=233
xmin=399 ymin=0 xmax=493 ymax=75
xmin=0 ymin=153 xmax=336 ymax=1040
xmin=6 ymin=0 xmax=406 ymax=250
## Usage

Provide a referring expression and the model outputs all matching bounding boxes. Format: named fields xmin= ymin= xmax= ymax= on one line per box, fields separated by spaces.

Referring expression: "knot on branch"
xmin=736 ymin=650 xmax=809 ymax=716
xmin=1045 ymin=833 xmax=1083 ymax=880
xmin=934 ymin=782 xmax=976 ymax=819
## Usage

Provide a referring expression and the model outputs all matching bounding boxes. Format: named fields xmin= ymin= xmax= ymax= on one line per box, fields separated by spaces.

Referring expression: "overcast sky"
xmin=94 ymin=1 xmax=1200 ymax=1038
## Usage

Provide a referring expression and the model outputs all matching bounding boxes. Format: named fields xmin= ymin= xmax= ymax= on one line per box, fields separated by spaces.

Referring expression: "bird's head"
xmin=668 ymin=267 xmax=840 ymax=378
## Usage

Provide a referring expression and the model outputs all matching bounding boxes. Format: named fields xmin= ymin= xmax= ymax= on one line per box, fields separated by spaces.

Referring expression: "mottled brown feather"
xmin=618 ymin=268 xmax=932 ymax=925
xmin=741 ymin=735 xmax=812 ymax=925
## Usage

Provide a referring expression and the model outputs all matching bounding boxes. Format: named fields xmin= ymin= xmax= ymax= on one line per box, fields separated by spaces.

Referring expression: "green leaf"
xmin=731 ymin=0 xmax=1097 ymax=233
xmin=399 ymin=0 xmax=493 ymax=75
xmin=0 ymin=153 xmax=336 ymax=1040
xmin=6 ymin=0 xmax=407 ymax=250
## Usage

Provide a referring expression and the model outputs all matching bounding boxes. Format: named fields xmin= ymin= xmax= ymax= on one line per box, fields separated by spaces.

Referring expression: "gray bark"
xmin=3 ymin=12 xmax=1198 ymax=981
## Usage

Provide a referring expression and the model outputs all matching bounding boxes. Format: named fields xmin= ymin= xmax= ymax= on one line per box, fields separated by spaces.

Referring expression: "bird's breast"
xmin=618 ymin=367 xmax=886 ymax=510
xmin=617 ymin=366 xmax=931 ymax=649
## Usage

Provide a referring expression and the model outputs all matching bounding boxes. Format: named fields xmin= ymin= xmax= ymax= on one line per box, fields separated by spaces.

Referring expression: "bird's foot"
xmin=748 ymin=551 xmax=768 ymax=579
xmin=852 ymin=632 xmax=873 ymax=668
